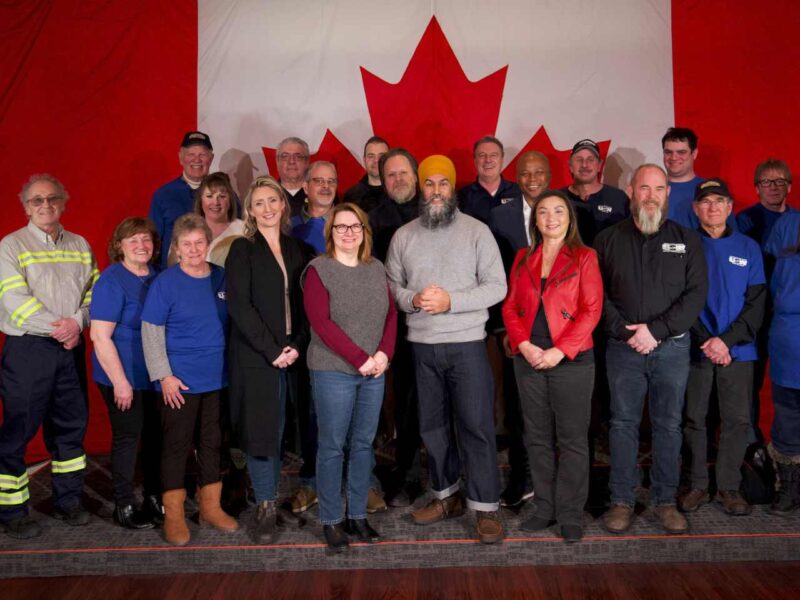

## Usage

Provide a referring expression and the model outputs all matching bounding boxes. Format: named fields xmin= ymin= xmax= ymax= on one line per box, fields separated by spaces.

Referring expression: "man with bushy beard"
xmin=594 ymin=164 xmax=707 ymax=535
xmin=385 ymin=155 xmax=507 ymax=544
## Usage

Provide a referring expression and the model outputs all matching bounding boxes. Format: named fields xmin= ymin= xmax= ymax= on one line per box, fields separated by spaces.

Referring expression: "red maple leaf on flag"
xmin=263 ymin=16 xmax=610 ymax=194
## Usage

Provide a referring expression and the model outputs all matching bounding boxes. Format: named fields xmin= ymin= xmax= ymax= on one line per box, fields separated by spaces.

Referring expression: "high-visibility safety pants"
xmin=0 ymin=335 xmax=88 ymax=522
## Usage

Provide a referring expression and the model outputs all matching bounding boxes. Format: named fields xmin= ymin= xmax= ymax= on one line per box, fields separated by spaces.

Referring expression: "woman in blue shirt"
xmin=141 ymin=213 xmax=238 ymax=545
xmin=768 ymin=229 xmax=800 ymax=516
xmin=91 ymin=217 xmax=162 ymax=529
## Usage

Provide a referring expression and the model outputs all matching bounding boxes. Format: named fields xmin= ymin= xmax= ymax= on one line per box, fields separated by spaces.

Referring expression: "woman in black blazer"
xmin=225 ymin=175 xmax=310 ymax=543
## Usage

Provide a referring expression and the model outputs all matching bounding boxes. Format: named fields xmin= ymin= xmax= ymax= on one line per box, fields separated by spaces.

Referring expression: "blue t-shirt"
xmin=148 ymin=176 xmax=194 ymax=268
xmin=698 ymin=231 xmax=765 ymax=362
xmin=668 ymin=176 xmax=737 ymax=232
xmin=737 ymin=203 xmax=798 ymax=250
xmin=764 ymin=212 xmax=800 ymax=258
xmin=141 ymin=264 xmax=228 ymax=393
xmin=291 ymin=214 xmax=326 ymax=255
xmin=769 ymin=251 xmax=800 ymax=389
xmin=90 ymin=262 xmax=158 ymax=389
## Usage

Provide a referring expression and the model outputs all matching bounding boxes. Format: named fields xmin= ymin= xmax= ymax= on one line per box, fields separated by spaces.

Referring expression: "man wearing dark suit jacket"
xmin=487 ymin=151 xmax=550 ymax=507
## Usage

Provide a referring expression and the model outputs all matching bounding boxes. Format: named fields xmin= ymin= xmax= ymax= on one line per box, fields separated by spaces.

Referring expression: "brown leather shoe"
xmin=716 ymin=490 xmax=752 ymax=516
xmin=367 ymin=488 xmax=387 ymax=514
xmin=653 ymin=504 xmax=688 ymax=534
xmin=476 ymin=511 xmax=504 ymax=544
xmin=678 ymin=488 xmax=709 ymax=513
xmin=603 ymin=504 xmax=634 ymax=534
xmin=411 ymin=493 xmax=465 ymax=525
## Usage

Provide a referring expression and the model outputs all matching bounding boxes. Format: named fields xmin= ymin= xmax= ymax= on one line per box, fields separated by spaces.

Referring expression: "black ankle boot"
xmin=771 ymin=464 xmax=800 ymax=516
xmin=141 ymin=495 xmax=165 ymax=527
xmin=114 ymin=504 xmax=154 ymax=529
xmin=344 ymin=518 xmax=380 ymax=543
xmin=250 ymin=501 xmax=276 ymax=544
xmin=323 ymin=523 xmax=349 ymax=552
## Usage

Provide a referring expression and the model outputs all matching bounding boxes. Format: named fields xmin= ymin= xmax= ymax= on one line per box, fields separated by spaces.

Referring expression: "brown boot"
xmin=198 ymin=482 xmax=239 ymax=532
xmin=162 ymin=489 xmax=190 ymax=546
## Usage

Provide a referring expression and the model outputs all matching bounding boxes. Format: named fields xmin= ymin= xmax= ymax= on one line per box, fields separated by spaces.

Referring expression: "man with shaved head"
xmin=594 ymin=164 xmax=707 ymax=535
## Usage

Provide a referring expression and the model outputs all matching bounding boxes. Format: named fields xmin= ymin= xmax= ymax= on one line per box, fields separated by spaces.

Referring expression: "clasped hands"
xmin=700 ymin=336 xmax=731 ymax=366
xmin=517 ymin=340 xmax=565 ymax=370
xmin=51 ymin=317 xmax=80 ymax=349
xmin=412 ymin=285 xmax=451 ymax=314
xmin=625 ymin=323 xmax=659 ymax=355
xmin=272 ymin=346 xmax=300 ymax=369
xmin=359 ymin=350 xmax=389 ymax=378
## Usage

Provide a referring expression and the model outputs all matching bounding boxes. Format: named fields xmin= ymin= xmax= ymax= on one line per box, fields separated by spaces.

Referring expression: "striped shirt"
xmin=0 ymin=221 xmax=98 ymax=336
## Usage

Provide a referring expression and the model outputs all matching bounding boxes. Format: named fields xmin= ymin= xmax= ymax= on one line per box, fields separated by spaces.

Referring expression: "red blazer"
xmin=502 ymin=244 xmax=603 ymax=359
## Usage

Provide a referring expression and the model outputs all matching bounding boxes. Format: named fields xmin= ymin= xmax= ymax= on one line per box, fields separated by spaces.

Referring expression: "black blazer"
xmin=226 ymin=231 xmax=311 ymax=456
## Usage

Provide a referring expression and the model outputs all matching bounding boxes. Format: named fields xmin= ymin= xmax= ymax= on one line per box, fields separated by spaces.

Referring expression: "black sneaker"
xmin=2 ymin=515 xmax=42 ymax=539
xmin=53 ymin=504 xmax=90 ymax=526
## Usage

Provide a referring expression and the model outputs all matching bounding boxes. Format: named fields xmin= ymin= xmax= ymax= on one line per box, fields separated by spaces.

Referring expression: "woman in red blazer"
xmin=502 ymin=190 xmax=603 ymax=542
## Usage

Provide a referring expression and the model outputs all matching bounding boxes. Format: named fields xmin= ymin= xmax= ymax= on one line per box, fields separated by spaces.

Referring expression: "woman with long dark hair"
xmin=502 ymin=190 xmax=603 ymax=542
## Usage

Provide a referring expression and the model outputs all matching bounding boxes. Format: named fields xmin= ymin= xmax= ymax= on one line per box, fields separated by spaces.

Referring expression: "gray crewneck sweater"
xmin=385 ymin=210 xmax=507 ymax=344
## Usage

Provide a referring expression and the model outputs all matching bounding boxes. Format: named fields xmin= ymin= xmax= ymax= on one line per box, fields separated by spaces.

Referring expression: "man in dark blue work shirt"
xmin=458 ymin=136 xmax=520 ymax=224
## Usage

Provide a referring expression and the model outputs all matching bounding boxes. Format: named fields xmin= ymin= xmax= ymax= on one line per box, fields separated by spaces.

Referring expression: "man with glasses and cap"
xmin=149 ymin=131 xmax=214 ymax=268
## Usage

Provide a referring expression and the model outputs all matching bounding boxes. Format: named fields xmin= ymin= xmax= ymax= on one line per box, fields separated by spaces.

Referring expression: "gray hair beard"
xmin=635 ymin=204 xmax=664 ymax=235
xmin=419 ymin=195 xmax=457 ymax=229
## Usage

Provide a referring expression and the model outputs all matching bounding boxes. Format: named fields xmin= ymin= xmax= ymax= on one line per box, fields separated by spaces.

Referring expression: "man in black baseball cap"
xmin=149 ymin=131 xmax=215 ymax=267
xmin=560 ymin=138 xmax=629 ymax=246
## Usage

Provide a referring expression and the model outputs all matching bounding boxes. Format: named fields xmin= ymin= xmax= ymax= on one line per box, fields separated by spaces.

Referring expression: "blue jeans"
xmin=311 ymin=370 xmax=384 ymax=525
xmin=412 ymin=341 xmax=500 ymax=511
xmin=246 ymin=371 xmax=287 ymax=503
xmin=606 ymin=335 xmax=690 ymax=506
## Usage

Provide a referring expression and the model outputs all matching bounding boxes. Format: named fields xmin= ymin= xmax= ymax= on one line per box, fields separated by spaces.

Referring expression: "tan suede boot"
xmin=162 ymin=489 xmax=190 ymax=546
xmin=198 ymin=481 xmax=239 ymax=532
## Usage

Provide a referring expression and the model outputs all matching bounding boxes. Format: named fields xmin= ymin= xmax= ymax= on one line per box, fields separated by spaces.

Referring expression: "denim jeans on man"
xmin=311 ymin=370 xmax=384 ymax=525
xmin=607 ymin=334 xmax=691 ymax=506
xmin=412 ymin=340 xmax=500 ymax=510
xmin=246 ymin=371 xmax=287 ymax=503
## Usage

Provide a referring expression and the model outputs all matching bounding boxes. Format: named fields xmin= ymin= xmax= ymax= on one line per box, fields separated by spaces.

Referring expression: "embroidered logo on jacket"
xmin=597 ymin=205 xmax=613 ymax=213
xmin=662 ymin=243 xmax=686 ymax=254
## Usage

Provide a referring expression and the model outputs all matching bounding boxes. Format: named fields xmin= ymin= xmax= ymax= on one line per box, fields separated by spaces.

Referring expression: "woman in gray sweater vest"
xmin=303 ymin=203 xmax=397 ymax=552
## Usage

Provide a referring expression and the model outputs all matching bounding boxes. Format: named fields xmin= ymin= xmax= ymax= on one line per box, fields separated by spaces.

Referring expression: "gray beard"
xmin=636 ymin=204 xmax=663 ymax=235
xmin=420 ymin=197 xmax=457 ymax=229
xmin=390 ymin=190 xmax=415 ymax=205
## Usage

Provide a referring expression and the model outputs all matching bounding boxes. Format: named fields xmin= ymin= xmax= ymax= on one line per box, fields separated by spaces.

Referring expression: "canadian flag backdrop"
xmin=1 ymin=0 xmax=798 ymax=457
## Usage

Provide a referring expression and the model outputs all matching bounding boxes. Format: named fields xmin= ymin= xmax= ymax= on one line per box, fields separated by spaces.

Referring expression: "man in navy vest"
xmin=680 ymin=179 xmax=766 ymax=516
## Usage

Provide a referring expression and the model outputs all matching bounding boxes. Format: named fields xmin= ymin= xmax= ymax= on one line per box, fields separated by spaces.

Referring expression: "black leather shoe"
xmin=53 ymin=504 xmax=90 ymax=526
xmin=276 ymin=506 xmax=306 ymax=528
xmin=521 ymin=515 xmax=555 ymax=532
xmin=250 ymin=501 xmax=276 ymax=544
xmin=560 ymin=523 xmax=583 ymax=543
xmin=386 ymin=486 xmax=411 ymax=508
xmin=323 ymin=523 xmax=349 ymax=553
xmin=114 ymin=504 xmax=155 ymax=529
xmin=141 ymin=495 xmax=165 ymax=527
xmin=2 ymin=515 xmax=42 ymax=539
xmin=344 ymin=518 xmax=380 ymax=543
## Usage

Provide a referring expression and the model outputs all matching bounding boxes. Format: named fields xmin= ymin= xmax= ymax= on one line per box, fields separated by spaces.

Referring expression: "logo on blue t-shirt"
xmin=217 ymin=291 xmax=226 ymax=300
xmin=728 ymin=256 xmax=747 ymax=267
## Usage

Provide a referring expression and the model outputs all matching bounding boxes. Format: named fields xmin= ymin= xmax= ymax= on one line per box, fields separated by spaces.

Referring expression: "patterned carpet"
xmin=1 ymin=454 xmax=798 ymax=578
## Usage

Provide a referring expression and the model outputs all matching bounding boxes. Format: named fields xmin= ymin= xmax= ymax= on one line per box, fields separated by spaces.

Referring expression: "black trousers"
xmin=158 ymin=390 xmax=221 ymax=491
xmin=495 ymin=334 xmax=529 ymax=491
xmin=0 ymin=335 xmax=88 ymax=521
xmin=684 ymin=360 xmax=753 ymax=491
xmin=98 ymin=384 xmax=161 ymax=505
xmin=514 ymin=354 xmax=594 ymax=526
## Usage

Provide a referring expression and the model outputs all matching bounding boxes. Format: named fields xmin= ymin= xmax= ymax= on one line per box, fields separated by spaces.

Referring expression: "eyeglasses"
xmin=27 ymin=195 xmax=64 ymax=207
xmin=757 ymin=178 xmax=789 ymax=188
xmin=310 ymin=177 xmax=337 ymax=186
xmin=697 ymin=197 xmax=730 ymax=208
xmin=332 ymin=223 xmax=364 ymax=234
xmin=277 ymin=153 xmax=308 ymax=162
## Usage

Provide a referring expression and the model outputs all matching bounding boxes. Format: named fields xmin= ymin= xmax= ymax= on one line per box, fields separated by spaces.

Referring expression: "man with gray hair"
xmin=0 ymin=174 xmax=98 ymax=539
xmin=276 ymin=137 xmax=311 ymax=218
xmin=290 ymin=161 xmax=337 ymax=255
xmin=595 ymin=164 xmax=707 ymax=535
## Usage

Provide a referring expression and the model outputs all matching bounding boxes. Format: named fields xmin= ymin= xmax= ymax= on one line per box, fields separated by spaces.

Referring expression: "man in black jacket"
xmin=595 ymin=164 xmax=707 ymax=535
xmin=368 ymin=148 xmax=420 ymax=506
